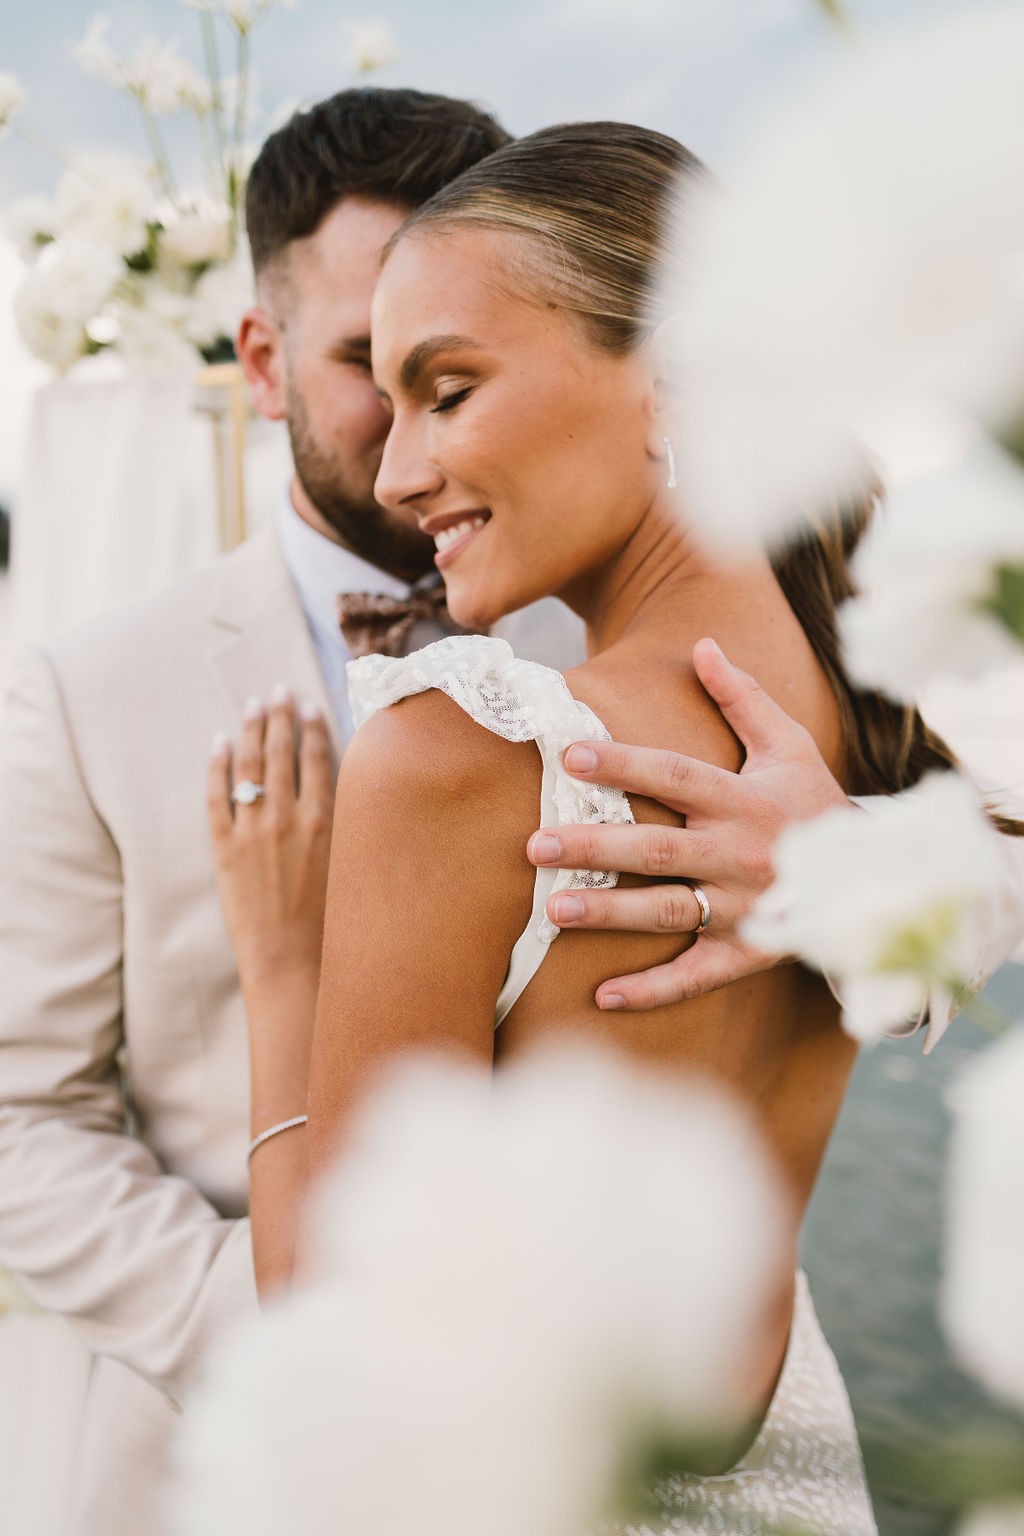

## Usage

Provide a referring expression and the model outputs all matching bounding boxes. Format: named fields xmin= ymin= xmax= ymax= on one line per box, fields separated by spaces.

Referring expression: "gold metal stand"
xmin=195 ymin=362 xmax=249 ymax=551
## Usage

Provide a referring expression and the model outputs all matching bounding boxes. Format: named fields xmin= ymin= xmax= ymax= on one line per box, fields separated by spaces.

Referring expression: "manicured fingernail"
xmin=551 ymin=893 xmax=584 ymax=924
xmin=243 ymin=694 xmax=264 ymax=719
xmin=598 ymin=992 xmax=626 ymax=1011
xmin=300 ymin=699 xmax=322 ymax=721
xmin=270 ymin=683 xmax=291 ymax=707
xmin=564 ymin=744 xmax=597 ymax=773
xmin=529 ymin=832 xmax=562 ymax=865
xmin=210 ymin=732 xmax=230 ymax=757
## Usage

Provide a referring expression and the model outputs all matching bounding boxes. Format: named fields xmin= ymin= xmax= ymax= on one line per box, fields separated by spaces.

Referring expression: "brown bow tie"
xmin=337 ymin=579 xmax=473 ymax=660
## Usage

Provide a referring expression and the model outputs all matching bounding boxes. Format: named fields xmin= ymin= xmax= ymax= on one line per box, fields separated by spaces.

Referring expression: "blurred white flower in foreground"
xmin=174 ymin=1044 xmax=786 ymax=1536
xmin=943 ymin=1025 xmax=1024 ymax=1414
xmin=743 ymin=773 xmax=1000 ymax=1042
xmin=54 ymin=155 xmax=156 ymax=261
xmin=350 ymin=20 xmax=400 ymax=74
xmin=0 ymin=71 xmax=26 ymax=136
xmin=839 ymin=439 xmax=1024 ymax=703
xmin=663 ymin=7 xmax=1024 ymax=552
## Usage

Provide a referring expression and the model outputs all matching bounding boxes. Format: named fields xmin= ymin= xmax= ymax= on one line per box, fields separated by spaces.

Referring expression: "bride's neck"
xmin=564 ymin=501 xmax=762 ymax=657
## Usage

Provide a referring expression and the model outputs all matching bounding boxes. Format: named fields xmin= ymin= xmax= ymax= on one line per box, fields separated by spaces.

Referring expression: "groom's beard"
xmin=285 ymin=388 xmax=436 ymax=586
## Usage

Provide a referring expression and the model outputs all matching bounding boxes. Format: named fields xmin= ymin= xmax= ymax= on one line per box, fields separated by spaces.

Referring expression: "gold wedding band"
xmin=691 ymin=884 xmax=712 ymax=934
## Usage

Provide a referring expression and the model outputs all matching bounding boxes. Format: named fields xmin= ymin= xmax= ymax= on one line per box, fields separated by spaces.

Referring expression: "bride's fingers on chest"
xmin=264 ymin=688 xmax=301 ymax=805
xmin=233 ymin=695 xmax=268 ymax=800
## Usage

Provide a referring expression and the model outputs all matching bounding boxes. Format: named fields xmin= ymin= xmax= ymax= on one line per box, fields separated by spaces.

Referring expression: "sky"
xmin=0 ymin=0 xmax=1001 ymax=498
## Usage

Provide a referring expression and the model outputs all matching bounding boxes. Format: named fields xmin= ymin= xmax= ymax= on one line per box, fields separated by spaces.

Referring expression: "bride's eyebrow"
xmin=399 ymin=334 xmax=483 ymax=390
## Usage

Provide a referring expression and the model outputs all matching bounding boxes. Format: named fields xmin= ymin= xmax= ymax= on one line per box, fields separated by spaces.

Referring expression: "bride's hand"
xmin=207 ymin=687 xmax=335 ymax=994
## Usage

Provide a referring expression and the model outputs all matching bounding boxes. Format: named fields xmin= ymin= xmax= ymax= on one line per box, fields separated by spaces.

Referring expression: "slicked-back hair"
xmin=245 ymin=86 xmax=512 ymax=276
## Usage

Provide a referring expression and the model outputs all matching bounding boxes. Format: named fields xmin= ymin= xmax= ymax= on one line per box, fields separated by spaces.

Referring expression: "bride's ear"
xmin=643 ymin=316 xmax=685 ymax=471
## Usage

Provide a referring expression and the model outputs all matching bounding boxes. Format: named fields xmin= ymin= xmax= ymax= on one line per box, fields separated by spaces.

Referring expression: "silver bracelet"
xmin=247 ymin=1114 xmax=308 ymax=1162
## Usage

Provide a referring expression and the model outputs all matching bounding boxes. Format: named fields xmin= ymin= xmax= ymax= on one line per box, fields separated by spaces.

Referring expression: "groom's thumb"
xmin=692 ymin=637 xmax=804 ymax=764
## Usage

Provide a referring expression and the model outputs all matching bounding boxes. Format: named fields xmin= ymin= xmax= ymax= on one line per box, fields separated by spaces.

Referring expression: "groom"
xmin=1 ymin=85 xmax=1022 ymax=1536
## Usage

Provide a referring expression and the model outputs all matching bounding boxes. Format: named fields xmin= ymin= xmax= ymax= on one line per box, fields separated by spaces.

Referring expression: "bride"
xmin=208 ymin=121 xmax=958 ymax=1532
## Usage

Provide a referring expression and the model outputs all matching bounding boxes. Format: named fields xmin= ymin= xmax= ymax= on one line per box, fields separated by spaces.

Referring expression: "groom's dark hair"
xmin=246 ymin=87 xmax=512 ymax=278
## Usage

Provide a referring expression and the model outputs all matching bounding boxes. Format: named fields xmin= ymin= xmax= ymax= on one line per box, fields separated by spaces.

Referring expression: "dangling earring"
xmin=662 ymin=434 xmax=678 ymax=490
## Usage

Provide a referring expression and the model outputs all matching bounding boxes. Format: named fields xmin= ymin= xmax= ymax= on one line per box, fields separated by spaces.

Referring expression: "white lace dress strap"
xmin=347 ymin=635 xmax=634 ymax=1027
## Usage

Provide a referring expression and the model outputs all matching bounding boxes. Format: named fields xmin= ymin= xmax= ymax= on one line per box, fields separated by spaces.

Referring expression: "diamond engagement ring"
xmin=691 ymin=884 xmax=712 ymax=934
xmin=231 ymin=780 xmax=266 ymax=806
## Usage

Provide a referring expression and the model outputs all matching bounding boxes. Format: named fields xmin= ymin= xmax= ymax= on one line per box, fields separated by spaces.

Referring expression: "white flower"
xmin=110 ymin=301 xmax=202 ymax=370
xmin=839 ymin=439 xmax=1024 ymax=703
xmin=958 ymin=1504 xmax=1024 ymax=1536
xmin=160 ymin=210 xmax=233 ymax=268
xmin=4 ymin=193 xmax=55 ymax=263
xmin=942 ymin=1026 xmax=1024 ymax=1414
xmin=12 ymin=238 xmax=122 ymax=370
xmin=70 ymin=15 xmax=122 ymax=88
xmin=350 ymin=20 xmax=399 ymax=74
xmin=662 ymin=8 xmax=1024 ymax=554
xmin=0 ymin=71 xmax=27 ymax=136
xmin=55 ymin=155 xmax=155 ymax=260
xmin=71 ymin=15 xmax=213 ymax=114
xmin=181 ymin=248 xmax=253 ymax=348
xmin=174 ymin=1044 xmax=786 ymax=1536
xmin=223 ymin=0 xmax=296 ymax=34
xmin=12 ymin=243 xmax=118 ymax=371
xmin=743 ymin=772 xmax=1001 ymax=1042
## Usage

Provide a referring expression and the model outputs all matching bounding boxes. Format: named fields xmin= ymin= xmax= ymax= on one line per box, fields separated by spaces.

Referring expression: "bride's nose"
xmin=374 ymin=420 xmax=444 ymax=512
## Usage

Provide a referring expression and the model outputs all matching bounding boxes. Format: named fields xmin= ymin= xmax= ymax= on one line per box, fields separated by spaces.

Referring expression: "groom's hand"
xmin=527 ymin=637 xmax=851 ymax=1009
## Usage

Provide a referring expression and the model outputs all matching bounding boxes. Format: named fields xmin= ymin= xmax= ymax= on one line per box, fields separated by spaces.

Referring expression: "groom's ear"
xmin=642 ymin=317 xmax=685 ymax=463
xmin=236 ymin=303 xmax=287 ymax=423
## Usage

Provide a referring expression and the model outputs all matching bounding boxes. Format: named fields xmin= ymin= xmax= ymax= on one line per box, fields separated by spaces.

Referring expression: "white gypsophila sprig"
xmin=350 ymin=20 xmax=399 ymax=74
xmin=743 ymin=772 xmax=1001 ymax=1042
xmin=174 ymin=1044 xmax=786 ymax=1536
xmin=942 ymin=1026 xmax=1024 ymax=1414
xmin=661 ymin=8 xmax=1024 ymax=554
xmin=839 ymin=438 xmax=1024 ymax=703
xmin=0 ymin=71 xmax=27 ymax=136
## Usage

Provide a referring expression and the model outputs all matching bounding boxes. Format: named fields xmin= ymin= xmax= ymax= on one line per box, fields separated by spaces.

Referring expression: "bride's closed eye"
xmin=430 ymin=384 xmax=474 ymax=414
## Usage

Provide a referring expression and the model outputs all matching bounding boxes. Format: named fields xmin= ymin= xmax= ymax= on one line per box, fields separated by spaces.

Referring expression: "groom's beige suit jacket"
xmin=0 ymin=525 xmax=345 ymax=1533
xmin=0 ymin=519 xmax=587 ymax=1535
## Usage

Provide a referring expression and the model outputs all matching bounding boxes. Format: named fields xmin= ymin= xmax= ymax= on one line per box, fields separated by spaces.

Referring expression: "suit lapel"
xmin=206 ymin=524 xmax=343 ymax=763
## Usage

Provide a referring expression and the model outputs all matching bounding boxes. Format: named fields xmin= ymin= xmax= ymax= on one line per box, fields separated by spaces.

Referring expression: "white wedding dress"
xmin=348 ymin=635 xmax=878 ymax=1536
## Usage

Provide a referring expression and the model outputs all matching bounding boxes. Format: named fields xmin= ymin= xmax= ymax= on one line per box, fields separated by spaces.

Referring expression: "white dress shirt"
xmin=276 ymin=491 xmax=446 ymax=745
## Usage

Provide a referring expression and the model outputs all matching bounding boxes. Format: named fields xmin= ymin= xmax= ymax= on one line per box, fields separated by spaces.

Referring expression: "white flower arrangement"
xmin=174 ymin=1043 xmax=787 ymax=1536
xmin=2 ymin=3 xmax=396 ymax=372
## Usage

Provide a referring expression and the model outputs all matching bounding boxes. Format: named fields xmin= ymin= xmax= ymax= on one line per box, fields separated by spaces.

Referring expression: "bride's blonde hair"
xmin=387 ymin=121 xmax=1013 ymax=818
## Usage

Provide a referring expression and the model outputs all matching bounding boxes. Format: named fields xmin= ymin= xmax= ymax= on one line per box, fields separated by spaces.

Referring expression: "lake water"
xmin=803 ymin=962 xmax=1024 ymax=1536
